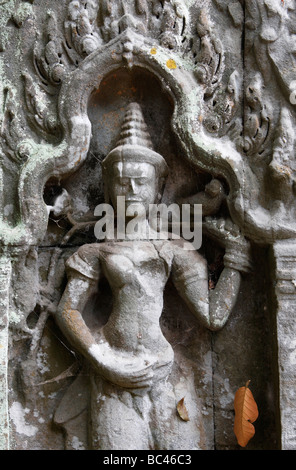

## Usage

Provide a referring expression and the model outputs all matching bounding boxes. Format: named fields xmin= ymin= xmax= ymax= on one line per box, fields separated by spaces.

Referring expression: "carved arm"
xmin=55 ymin=275 xmax=99 ymax=362
xmin=172 ymin=218 xmax=252 ymax=331
xmin=176 ymin=266 xmax=242 ymax=331
xmin=55 ymin=274 xmax=156 ymax=390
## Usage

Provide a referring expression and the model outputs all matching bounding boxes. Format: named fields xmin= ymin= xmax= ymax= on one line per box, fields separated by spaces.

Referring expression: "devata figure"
xmin=54 ymin=103 xmax=251 ymax=450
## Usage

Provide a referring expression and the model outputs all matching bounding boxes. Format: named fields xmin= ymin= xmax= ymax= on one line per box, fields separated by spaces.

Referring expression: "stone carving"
xmin=269 ymin=106 xmax=296 ymax=209
xmin=246 ymin=0 xmax=296 ymax=102
xmin=193 ymin=9 xmax=224 ymax=98
xmin=53 ymin=103 xmax=252 ymax=450
xmin=0 ymin=0 xmax=34 ymax=52
xmin=239 ymin=72 xmax=272 ymax=160
xmin=0 ymin=0 xmax=294 ymax=451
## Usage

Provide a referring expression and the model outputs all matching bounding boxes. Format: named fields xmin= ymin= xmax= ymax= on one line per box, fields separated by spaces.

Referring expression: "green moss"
xmin=0 ymin=0 xmax=33 ymax=52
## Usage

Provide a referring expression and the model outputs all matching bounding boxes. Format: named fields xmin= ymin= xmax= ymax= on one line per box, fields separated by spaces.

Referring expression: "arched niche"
xmin=44 ymin=65 xmax=213 ymax=246
xmin=42 ymin=64 xmax=218 ymax=451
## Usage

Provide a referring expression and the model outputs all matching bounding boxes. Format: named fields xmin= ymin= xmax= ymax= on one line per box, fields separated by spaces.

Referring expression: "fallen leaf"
xmin=234 ymin=380 xmax=259 ymax=447
xmin=177 ymin=397 xmax=190 ymax=421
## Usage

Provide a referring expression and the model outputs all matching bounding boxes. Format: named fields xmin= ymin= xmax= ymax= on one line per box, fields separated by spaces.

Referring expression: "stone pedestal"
xmin=272 ymin=240 xmax=296 ymax=450
xmin=0 ymin=252 xmax=11 ymax=450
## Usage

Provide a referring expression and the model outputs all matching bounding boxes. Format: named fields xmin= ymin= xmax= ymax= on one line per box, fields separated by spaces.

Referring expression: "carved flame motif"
xmin=32 ymin=1 xmax=224 ymax=87
xmin=26 ymin=1 xmax=232 ymax=144
xmin=96 ymin=0 xmax=189 ymax=48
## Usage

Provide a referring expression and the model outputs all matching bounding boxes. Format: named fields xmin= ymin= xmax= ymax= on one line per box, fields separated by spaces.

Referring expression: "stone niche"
xmin=0 ymin=0 xmax=295 ymax=451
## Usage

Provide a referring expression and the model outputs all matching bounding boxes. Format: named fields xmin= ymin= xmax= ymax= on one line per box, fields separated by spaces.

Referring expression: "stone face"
xmin=0 ymin=0 xmax=295 ymax=450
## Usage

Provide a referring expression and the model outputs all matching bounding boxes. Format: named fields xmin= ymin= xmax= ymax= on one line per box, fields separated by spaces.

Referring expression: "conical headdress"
xmin=102 ymin=102 xmax=168 ymax=177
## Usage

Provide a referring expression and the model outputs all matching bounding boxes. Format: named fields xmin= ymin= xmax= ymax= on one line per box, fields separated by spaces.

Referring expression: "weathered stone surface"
xmin=0 ymin=0 xmax=295 ymax=450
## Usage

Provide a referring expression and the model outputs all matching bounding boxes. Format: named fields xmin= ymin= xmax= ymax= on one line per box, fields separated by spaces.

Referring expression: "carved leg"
xmin=149 ymin=379 xmax=208 ymax=450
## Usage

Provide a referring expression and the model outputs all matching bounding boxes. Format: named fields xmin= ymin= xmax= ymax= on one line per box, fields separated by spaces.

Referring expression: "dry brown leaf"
xmin=234 ymin=380 xmax=259 ymax=447
xmin=177 ymin=397 xmax=190 ymax=421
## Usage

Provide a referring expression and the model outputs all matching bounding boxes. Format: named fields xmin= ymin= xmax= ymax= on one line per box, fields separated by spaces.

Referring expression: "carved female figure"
xmin=54 ymin=103 xmax=251 ymax=450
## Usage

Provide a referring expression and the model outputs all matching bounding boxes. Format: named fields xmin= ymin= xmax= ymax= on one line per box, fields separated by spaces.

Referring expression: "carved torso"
xmin=66 ymin=238 xmax=207 ymax=382
xmin=100 ymin=241 xmax=169 ymax=352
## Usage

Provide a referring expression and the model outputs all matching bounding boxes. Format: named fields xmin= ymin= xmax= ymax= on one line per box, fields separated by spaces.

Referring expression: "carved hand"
xmin=203 ymin=216 xmax=252 ymax=273
xmin=89 ymin=342 xmax=157 ymax=390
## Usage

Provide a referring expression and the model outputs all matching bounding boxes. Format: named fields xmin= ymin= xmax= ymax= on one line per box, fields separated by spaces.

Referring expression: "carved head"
xmin=102 ymin=102 xmax=168 ymax=212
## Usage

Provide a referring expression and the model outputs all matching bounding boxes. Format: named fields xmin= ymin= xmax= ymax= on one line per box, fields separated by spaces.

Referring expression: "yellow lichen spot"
xmin=150 ymin=47 xmax=157 ymax=55
xmin=166 ymin=59 xmax=177 ymax=70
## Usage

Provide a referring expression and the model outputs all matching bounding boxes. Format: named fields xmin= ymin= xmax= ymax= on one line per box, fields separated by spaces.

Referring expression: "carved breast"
xmin=99 ymin=241 xmax=170 ymax=293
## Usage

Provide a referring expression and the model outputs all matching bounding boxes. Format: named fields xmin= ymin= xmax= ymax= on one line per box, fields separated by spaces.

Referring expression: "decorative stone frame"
xmin=0 ymin=0 xmax=295 ymax=450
